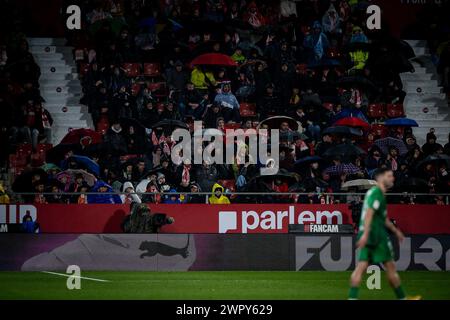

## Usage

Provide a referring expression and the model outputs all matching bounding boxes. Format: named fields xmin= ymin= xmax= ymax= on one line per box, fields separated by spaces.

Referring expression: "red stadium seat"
xmin=122 ymin=63 xmax=141 ymax=77
xmin=322 ymin=102 xmax=334 ymax=111
xmin=386 ymin=104 xmax=405 ymax=118
xmin=16 ymin=144 xmax=33 ymax=157
xmin=217 ymin=179 xmax=237 ymax=199
xmin=370 ymin=123 xmax=388 ymax=138
xmin=224 ymin=123 xmax=241 ymax=130
xmin=147 ymin=82 xmax=167 ymax=98
xmin=96 ymin=116 xmax=110 ymax=135
xmin=143 ymin=63 xmax=161 ymax=77
xmin=239 ymin=103 xmax=257 ymax=117
xmin=367 ymin=103 xmax=386 ymax=119
xmin=79 ymin=62 xmax=90 ymax=76
xmin=131 ymin=83 xmax=142 ymax=96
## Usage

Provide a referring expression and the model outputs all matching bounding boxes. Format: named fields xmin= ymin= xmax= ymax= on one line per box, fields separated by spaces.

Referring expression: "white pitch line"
xmin=41 ymin=271 xmax=111 ymax=282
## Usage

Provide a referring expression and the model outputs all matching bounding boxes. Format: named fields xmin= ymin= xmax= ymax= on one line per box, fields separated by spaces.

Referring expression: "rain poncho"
xmin=0 ymin=183 xmax=10 ymax=204
xmin=190 ymin=67 xmax=216 ymax=89
xmin=87 ymin=181 xmax=122 ymax=204
xmin=208 ymin=183 xmax=231 ymax=204
xmin=303 ymin=21 xmax=329 ymax=62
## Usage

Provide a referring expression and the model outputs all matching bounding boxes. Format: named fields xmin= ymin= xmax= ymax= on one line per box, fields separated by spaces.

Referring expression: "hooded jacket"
xmin=0 ymin=184 xmax=10 ymax=204
xmin=120 ymin=181 xmax=142 ymax=204
xmin=87 ymin=181 xmax=122 ymax=204
xmin=208 ymin=183 xmax=231 ymax=204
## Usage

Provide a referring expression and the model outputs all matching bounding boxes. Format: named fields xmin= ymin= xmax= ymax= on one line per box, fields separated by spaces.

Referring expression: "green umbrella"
xmin=40 ymin=163 xmax=61 ymax=173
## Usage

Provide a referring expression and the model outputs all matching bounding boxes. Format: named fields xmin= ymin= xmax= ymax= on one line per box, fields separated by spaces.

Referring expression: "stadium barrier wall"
xmin=1 ymin=204 xmax=450 ymax=234
xmin=1 ymin=234 xmax=449 ymax=271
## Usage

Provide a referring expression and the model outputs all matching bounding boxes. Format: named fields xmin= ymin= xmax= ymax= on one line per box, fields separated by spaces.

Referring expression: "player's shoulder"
xmin=365 ymin=186 xmax=381 ymax=197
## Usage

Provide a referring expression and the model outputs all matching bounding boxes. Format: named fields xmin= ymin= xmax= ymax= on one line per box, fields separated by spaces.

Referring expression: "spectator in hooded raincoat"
xmin=209 ymin=183 xmax=231 ymax=204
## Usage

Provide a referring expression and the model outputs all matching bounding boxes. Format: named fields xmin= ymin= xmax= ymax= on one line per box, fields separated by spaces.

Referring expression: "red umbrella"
xmin=191 ymin=53 xmax=237 ymax=67
xmin=334 ymin=117 xmax=370 ymax=129
xmin=60 ymin=128 xmax=103 ymax=145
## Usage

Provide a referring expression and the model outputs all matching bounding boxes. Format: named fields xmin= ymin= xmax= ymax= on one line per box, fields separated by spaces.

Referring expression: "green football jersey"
xmin=358 ymin=186 xmax=388 ymax=246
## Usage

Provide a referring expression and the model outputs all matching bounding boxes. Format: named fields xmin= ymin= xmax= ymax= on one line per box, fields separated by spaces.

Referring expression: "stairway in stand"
xmin=401 ymin=39 xmax=449 ymax=146
xmin=28 ymin=38 xmax=93 ymax=144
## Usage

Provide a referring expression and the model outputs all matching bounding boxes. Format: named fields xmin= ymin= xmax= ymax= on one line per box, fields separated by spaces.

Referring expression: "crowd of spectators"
xmin=1 ymin=0 xmax=450 ymax=205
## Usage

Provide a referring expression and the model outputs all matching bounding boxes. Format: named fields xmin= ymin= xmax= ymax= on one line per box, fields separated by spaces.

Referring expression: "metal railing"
xmin=7 ymin=191 xmax=450 ymax=205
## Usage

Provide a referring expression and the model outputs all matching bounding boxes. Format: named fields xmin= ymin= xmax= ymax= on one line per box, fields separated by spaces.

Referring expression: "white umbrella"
xmin=341 ymin=179 xmax=377 ymax=191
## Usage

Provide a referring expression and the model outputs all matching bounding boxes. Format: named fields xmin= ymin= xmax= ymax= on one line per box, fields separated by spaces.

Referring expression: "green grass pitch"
xmin=1 ymin=271 xmax=449 ymax=300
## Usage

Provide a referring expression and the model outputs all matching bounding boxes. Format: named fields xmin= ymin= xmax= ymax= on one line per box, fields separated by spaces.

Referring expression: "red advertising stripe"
xmin=1 ymin=204 xmax=449 ymax=234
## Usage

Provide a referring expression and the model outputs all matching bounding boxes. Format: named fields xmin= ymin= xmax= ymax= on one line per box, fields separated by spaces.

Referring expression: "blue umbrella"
xmin=61 ymin=155 xmax=100 ymax=176
xmin=332 ymin=108 xmax=368 ymax=123
xmin=385 ymin=117 xmax=419 ymax=127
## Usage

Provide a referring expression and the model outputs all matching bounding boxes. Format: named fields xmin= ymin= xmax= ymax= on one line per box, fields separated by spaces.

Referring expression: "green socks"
xmin=349 ymin=287 xmax=359 ymax=300
xmin=394 ymin=285 xmax=406 ymax=300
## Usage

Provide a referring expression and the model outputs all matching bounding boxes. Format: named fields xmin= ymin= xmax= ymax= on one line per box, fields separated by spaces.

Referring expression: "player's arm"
xmin=385 ymin=217 xmax=405 ymax=243
xmin=356 ymin=208 xmax=374 ymax=249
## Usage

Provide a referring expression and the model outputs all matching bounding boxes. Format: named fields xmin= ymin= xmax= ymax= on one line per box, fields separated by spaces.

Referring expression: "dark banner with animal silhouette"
xmin=0 ymin=234 xmax=449 ymax=271
xmin=1 ymin=204 xmax=449 ymax=234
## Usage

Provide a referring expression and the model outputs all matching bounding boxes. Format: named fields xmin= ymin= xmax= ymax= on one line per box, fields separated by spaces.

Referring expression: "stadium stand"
xmin=1 ymin=0 xmax=450 ymax=207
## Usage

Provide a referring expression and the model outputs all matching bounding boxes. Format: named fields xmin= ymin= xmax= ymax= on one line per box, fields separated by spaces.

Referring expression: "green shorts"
xmin=358 ymin=239 xmax=394 ymax=264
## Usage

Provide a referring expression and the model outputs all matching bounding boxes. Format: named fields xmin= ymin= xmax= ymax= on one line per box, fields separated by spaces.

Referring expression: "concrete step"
xmin=401 ymin=73 xmax=434 ymax=81
xmin=404 ymin=40 xmax=427 ymax=47
xmin=40 ymin=65 xmax=76 ymax=74
xmin=39 ymin=79 xmax=80 ymax=86
xmin=415 ymin=120 xmax=450 ymax=127
xmin=41 ymin=85 xmax=82 ymax=94
xmin=40 ymin=73 xmax=79 ymax=81
xmin=405 ymin=87 xmax=443 ymax=94
xmin=409 ymin=114 xmax=450 ymax=121
xmin=52 ymin=113 xmax=86 ymax=120
xmin=27 ymin=38 xmax=67 ymax=46
xmin=411 ymin=47 xmax=429 ymax=56
xmin=30 ymin=45 xmax=73 ymax=55
xmin=45 ymin=105 xmax=87 ymax=113
xmin=402 ymin=78 xmax=439 ymax=86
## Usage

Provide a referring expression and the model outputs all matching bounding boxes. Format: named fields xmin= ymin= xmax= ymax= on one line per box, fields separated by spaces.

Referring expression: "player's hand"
xmin=356 ymin=234 xmax=368 ymax=249
xmin=395 ymin=229 xmax=405 ymax=243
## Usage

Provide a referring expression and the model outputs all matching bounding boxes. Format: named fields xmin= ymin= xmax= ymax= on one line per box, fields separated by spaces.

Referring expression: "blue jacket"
xmin=87 ymin=181 xmax=122 ymax=204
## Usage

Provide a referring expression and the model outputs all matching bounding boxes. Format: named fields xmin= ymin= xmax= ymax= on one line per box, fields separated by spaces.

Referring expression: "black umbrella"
xmin=343 ymin=42 xmax=372 ymax=53
xmin=120 ymin=117 xmax=147 ymax=135
xmin=416 ymin=154 xmax=450 ymax=170
xmin=337 ymin=76 xmax=378 ymax=93
xmin=151 ymin=119 xmax=189 ymax=135
xmin=323 ymin=126 xmax=364 ymax=137
xmin=395 ymin=177 xmax=428 ymax=193
xmin=46 ymin=143 xmax=79 ymax=165
xmin=12 ymin=168 xmax=48 ymax=193
xmin=294 ymin=156 xmax=323 ymax=167
xmin=257 ymin=116 xmax=299 ymax=131
xmin=246 ymin=169 xmax=298 ymax=191
xmin=323 ymin=143 xmax=366 ymax=161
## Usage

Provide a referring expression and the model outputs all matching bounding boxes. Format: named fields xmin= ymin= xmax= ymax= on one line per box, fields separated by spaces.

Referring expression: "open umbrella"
xmin=323 ymin=143 xmax=366 ymax=161
xmin=60 ymin=128 xmax=103 ymax=145
xmin=151 ymin=119 xmax=189 ymax=132
xmin=46 ymin=143 xmax=79 ymax=165
xmin=395 ymin=177 xmax=428 ymax=193
xmin=191 ymin=53 xmax=238 ymax=67
xmin=341 ymin=179 xmax=377 ymax=191
xmin=308 ymin=58 xmax=342 ymax=69
xmin=416 ymin=154 xmax=450 ymax=170
xmin=257 ymin=116 xmax=299 ymax=131
xmin=337 ymin=76 xmax=378 ymax=93
xmin=324 ymin=163 xmax=361 ymax=176
xmin=57 ymin=169 xmax=97 ymax=187
xmin=294 ymin=156 xmax=323 ymax=167
xmin=333 ymin=117 xmax=370 ymax=129
xmin=374 ymin=137 xmax=408 ymax=156
xmin=120 ymin=117 xmax=147 ymax=135
xmin=343 ymin=42 xmax=371 ymax=53
xmin=385 ymin=118 xmax=419 ymax=127
xmin=40 ymin=163 xmax=61 ymax=173
xmin=61 ymin=155 xmax=100 ymax=176
xmin=12 ymin=168 xmax=48 ymax=193
xmin=323 ymin=126 xmax=364 ymax=136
